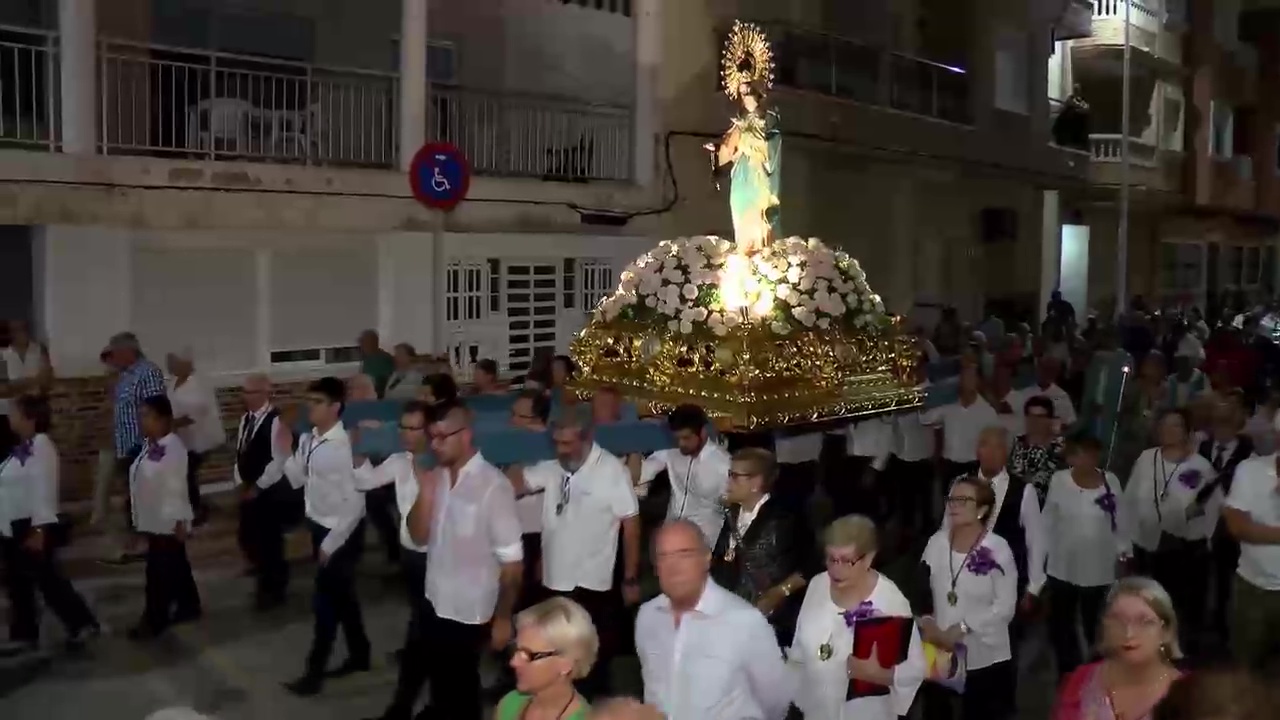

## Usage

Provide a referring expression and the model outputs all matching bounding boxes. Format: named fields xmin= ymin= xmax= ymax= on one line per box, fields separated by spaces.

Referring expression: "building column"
xmin=1039 ymin=190 xmax=1062 ymax=321
xmin=58 ymin=0 xmax=97 ymax=154
xmin=633 ymin=0 xmax=661 ymax=187
xmin=398 ymin=0 xmax=428 ymax=171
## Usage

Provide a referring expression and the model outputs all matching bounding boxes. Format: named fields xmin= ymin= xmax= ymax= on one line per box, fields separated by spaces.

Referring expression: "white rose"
xmin=679 ymin=320 xmax=694 ymax=334
xmin=817 ymin=317 xmax=831 ymax=329
xmin=712 ymin=323 xmax=729 ymax=336
xmin=667 ymin=319 xmax=680 ymax=332
xmin=691 ymin=307 xmax=709 ymax=321
xmin=786 ymin=266 xmax=802 ymax=284
xmin=682 ymin=283 xmax=699 ymax=300
xmin=644 ymin=295 xmax=659 ymax=308
xmin=724 ymin=312 xmax=741 ymax=327
xmin=770 ymin=321 xmax=791 ymax=335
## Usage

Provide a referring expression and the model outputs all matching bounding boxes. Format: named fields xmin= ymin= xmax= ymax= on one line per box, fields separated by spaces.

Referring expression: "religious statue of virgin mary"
xmin=705 ymin=21 xmax=782 ymax=256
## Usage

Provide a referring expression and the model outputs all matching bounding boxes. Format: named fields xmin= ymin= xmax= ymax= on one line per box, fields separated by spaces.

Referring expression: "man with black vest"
xmin=942 ymin=426 xmax=1046 ymax=622
xmin=234 ymin=374 xmax=296 ymax=610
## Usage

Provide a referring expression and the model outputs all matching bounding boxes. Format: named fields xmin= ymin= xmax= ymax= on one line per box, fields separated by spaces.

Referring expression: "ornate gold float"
xmin=568 ymin=22 xmax=922 ymax=430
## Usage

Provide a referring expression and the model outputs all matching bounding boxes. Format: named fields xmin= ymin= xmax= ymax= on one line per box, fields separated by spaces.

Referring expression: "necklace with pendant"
xmin=946 ymin=529 xmax=986 ymax=606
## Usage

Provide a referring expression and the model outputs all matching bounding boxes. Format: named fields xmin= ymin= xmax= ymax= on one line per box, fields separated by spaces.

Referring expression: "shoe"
xmin=0 ymin=639 xmax=38 ymax=658
xmin=282 ymin=674 xmax=323 ymax=697
xmin=66 ymin=624 xmax=102 ymax=651
xmin=324 ymin=656 xmax=371 ymax=679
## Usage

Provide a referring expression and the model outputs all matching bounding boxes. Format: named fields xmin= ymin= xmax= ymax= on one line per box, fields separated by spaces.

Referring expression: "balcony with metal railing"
xmin=0 ymin=24 xmax=59 ymax=150
xmin=1088 ymin=132 xmax=1183 ymax=192
xmin=5 ymin=29 xmax=634 ymax=183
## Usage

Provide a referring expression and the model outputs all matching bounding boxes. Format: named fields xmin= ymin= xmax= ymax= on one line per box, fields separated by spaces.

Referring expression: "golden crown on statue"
xmin=568 ymin=21 xmax=921 ymax=431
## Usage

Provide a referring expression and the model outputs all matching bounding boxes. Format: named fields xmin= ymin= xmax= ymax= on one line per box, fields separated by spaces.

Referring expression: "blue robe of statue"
xmin=728 ymin=107 xmax=782 ymax=254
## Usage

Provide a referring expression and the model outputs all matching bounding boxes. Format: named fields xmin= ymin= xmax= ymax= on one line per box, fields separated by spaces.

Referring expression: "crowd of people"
xmin=2 ymin=297 xmax=1280 ymax=719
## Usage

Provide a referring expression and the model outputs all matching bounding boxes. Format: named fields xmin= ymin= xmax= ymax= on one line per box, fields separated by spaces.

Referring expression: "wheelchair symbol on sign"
xmin=431 ymin=166 xmax=451 ymax=193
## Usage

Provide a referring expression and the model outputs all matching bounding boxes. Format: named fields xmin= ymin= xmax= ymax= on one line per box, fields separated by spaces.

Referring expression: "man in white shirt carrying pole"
xmin=399 ymin=401 xmax=524 ymax=720
xmin=636 ymin=519 xmax=794 ymax=720
xmin=508 ymin=405 xmax=643 ymax=700
xmin=638 ymin=404 xmax=731 ymax=546
xmin=276 ymin=377 xmax=370 ymax=697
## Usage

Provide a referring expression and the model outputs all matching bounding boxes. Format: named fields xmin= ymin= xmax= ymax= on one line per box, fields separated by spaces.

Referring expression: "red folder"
xmin=846 ymin=615 xmax=915 ymax=700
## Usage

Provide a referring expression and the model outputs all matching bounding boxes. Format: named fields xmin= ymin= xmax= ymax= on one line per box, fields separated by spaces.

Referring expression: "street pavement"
xmin=0 ymin=499 xmax=1061 ymax=720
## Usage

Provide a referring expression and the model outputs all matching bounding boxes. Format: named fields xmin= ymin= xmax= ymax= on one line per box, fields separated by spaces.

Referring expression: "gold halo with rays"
xmin=721 ymin=20 xmax=774 ymax=101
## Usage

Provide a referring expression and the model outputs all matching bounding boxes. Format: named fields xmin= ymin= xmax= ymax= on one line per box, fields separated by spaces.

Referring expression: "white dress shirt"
xmin=1009 ymin=383 xmax=1078 ymax=428
xmin=921 ymin=397 xmax=1000 ymax=463
xmin=637 ymin=579 xmax=794 ymax=720
xmin=232 ymin=405 xmax=288 ymax=490
xmin=789 ymin=572 xmax=926 ymax=720
xmin=129 ymin=433 xmax=193 ymax=535
xmin=942 ymin=469 xmax=1047 ymax=595
xmin=525 ymin=443 xmax=638 ymax=592
xmin=516 ymin=490 xmax=543 ymax=535
xmin=1225 ymin=455 xmax=1280 ymax=591
xmin=893 ymin=409 xmax=936 ymax=463
xmin=354 ymin=451 xmax=428 ymax=552
xmin=1044 ymin=469 xmax=1131 ymax=588
xmin=641 ymin=442 xmax=732 ymax=545
xmin=166 ymin=374 xmax=226 ymax=454
xmin=1124 ymin=447 xmax=1219 ymax=551
xmin=0 ymin=434 xmax=60 ymax=536
xmin=846 ymin=416 xmax=895 ymax=470
xmin=283 ymin=421 xmax=365 ymax=557
xmin=774 ymin=432 xmax=823 ymax=465
xmin=2 ymin=344 xmax=43 ymax=381
xmin=921 ymin=531 xmax=1017 ymax=671
xmin=425 ymin=452 xmax=524 ymax=624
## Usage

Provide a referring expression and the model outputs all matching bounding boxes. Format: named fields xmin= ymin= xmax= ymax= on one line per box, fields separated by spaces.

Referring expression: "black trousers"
xmin=2 ymin=519 xmax=97 ymax=642
xmin=186 ymin=451 xmax=206 ymax=515
xmin=142 ymin=533 xmax=201 ymax=632
xmin=402 ymin=599 xmax=488 ymax=720
xmin=552 ymin=586 xmax=619 ymax=701
xmin=518 ymin=533 xmax=549 ymax=611
xmin=1213 ymin=521 xmax=1241 ymax=636
xmin=240 ymin=484 xmax=294 ymax=602
xmin=1046 ymin=576 xmax=1107 ymax=677
xmin=385 ymin=550 xmax=431 ymax=718
xmin=888 ymin=457 xmax=935 ymax=533
xmin=366 ymin=483 xmax=401 ymax=565
xmin=1143 ymin=539 xmax=1210 ymax=654
xmin=304 ymin=519 xmax=370 ymax=678
xmin=921 ymin=659 xmax=1016 ymax=720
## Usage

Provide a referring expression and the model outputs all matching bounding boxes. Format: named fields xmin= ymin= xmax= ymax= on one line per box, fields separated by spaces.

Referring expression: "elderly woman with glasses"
xmin=917 ymin=475 xmax=1018 ymax=720
xmin=497 ymin=597 xmax=598 ymax=720
xmin=1051 ymin=577 xmax=1183 ymax=720
xmin=789 ymin=514 xmax=925 ymax=720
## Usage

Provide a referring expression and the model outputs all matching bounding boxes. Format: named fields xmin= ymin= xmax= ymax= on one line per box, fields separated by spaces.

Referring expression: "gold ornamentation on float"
xmin=721 ymin=20 xmax=775 ymax=102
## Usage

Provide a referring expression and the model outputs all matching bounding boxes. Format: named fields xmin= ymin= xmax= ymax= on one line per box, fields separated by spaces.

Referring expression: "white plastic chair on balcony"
xmin=185 ymin=98 xmax=256 ymax=156
xmin=263 ymin=104 xmax=319 ymax=162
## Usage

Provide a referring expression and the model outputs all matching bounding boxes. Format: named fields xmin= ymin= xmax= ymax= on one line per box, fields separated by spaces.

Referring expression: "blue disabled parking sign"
xmin=409 ymin=142 xmax=471 ymax=211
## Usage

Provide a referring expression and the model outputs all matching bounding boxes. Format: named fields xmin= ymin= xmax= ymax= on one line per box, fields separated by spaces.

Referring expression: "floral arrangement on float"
xmin=568 ymin=21 xmax=920 ymax=430
xmin=595 ymin=236 xmax=889 ymax=337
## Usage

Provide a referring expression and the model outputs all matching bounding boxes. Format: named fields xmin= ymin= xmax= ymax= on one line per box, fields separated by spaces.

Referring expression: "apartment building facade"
xmin=1058 ymin=0 xmax=1280 ymax=315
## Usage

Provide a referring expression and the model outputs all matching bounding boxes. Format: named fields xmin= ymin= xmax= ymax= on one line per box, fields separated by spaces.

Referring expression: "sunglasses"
xmin=508 ymin=643 xmax=562 ymax=663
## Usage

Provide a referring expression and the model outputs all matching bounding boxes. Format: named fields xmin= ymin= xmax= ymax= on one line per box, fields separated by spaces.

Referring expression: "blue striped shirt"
xmin=113 ymin=358 xmax=167 ymax=458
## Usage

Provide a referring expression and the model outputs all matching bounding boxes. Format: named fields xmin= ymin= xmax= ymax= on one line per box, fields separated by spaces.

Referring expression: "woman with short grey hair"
xmin=495 ymin=597 xmax=599 ymax=720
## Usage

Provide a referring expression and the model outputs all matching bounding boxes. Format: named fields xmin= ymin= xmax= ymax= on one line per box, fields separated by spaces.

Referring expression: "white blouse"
xmin=1124 ymin=447 xmax=1219 ymax=550
xmin=1044 ymin=469 xmax=1132 ymax=588
xmin=789 ymin=572 xmax=926 ymax=720
xmin=0 ymin=434 xmax=60 ymax=537
xmin=167 ymin=374 xmax=226 ymax=454
xmin=129 ymin=433 xmax=193 ymax=535
xmin=921 ymin=531 xmax=1017 ymax=671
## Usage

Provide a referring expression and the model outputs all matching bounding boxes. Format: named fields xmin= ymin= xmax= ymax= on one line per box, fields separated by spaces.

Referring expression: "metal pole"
xmin=1104 ymin=362 xmax=1132 ymax=473
xmin=1116 ymin=0 xmax=1132 ymax=319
